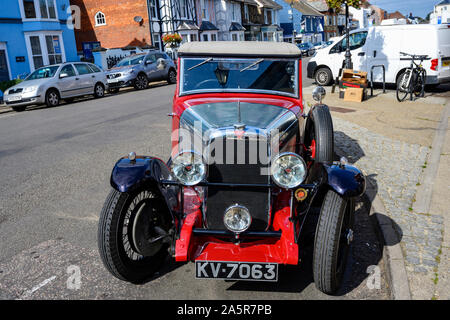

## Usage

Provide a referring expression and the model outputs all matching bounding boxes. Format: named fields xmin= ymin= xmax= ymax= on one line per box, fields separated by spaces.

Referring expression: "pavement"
xmin=303 ymin=83 xmax=449 ymax=300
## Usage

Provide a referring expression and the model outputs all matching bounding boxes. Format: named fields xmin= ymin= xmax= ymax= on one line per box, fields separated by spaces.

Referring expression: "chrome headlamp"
xmin=271 ymin=152 xmax=307 ymax=189
xmin=223 ymin=204 xmax=252 ymax=233
xmin=171 ymin=151 xmax=206 ymax=186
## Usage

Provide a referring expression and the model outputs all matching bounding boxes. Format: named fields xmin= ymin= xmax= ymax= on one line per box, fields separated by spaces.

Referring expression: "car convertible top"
xmin=177 ymin=41 xmax=302 ymax=58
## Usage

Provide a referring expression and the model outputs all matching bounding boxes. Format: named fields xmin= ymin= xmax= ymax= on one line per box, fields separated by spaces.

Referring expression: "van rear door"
xmin=437 ymin=26 xmax=450 ymax=83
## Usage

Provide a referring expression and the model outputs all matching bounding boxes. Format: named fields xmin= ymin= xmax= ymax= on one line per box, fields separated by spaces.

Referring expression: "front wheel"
xmin=396 ymin=70 xmax=411 ymax=102
xmin=134 ymin=74 xmax=149 ymax=90
xmin=45 ymin=89 xmax=60 ymax=107
xmin=315 ymin=67 xmax=333 ymax=86
xmin=313 ymin=190 xmax=355 ymax=295
xmin=98 ymin=187 xmax=173 ymax=283
xmin=304 ymin=105 xmax=334 ymax=165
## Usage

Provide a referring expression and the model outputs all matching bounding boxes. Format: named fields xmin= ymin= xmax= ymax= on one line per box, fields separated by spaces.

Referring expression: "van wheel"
xmin=315 ymin=68 xmax=333 ymax=86
xmin=45 ymin=89 xmax=60 ymax=107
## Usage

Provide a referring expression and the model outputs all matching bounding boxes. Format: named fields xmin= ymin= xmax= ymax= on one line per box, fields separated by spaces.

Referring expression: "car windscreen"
xmin=180 ymin=58 xmax=298 ymax=97
xmin=180 ymin=102 xmax=289 ymax=133
xmin=25 ymin=66 xmax=60 ymax=80
xmin=116 ymin=55 xmax=145 ymax=67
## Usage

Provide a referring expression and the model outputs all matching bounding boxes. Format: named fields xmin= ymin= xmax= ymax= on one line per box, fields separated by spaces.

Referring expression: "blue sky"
xmin=369 ymin=0 xmax=440 ymax=18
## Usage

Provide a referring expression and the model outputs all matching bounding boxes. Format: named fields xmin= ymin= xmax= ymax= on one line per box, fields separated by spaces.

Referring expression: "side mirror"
xmin=59 ymin=73 xmax=69 ymax=79
xmin=145 ymin=60 xmax=153 ymax=65
xmin=312 ymin=86 xmax=326 ymax=104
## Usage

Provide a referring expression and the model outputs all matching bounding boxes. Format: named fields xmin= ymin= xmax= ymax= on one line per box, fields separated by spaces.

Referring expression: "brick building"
xmin=70 ymin=0 xmax=152 ymax=53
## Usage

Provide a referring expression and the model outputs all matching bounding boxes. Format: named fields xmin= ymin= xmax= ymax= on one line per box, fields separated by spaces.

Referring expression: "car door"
xmin=328 ymin=31 xmax=368 ymax=77
xmin=58 ymin=64 xmax=78 ymax=98
xmin=73 ymin=63 xmax=95 ymax=95
xmin=143 ymin=53 xmax=158 ymax=81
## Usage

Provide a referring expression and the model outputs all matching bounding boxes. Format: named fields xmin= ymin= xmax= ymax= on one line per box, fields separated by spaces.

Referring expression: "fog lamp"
xmin=223 ymin=205 xmax=251 ymax=233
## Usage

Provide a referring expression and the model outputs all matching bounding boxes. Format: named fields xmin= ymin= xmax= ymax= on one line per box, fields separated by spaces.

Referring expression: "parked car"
xmin=297 ymin=42 xmax=315 ymax=56
xmin=3 ymin=62 xmax=108 ymax=112
xmin=97 ymin=41 xmax=366 ymax=295
xmin=105 ymin=51 xmax=177 ymax=93
xmin=308 ymin=24 xmax=450 ymax=86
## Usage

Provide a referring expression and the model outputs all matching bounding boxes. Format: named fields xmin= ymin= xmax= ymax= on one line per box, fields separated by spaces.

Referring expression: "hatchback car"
xmin=105 ymin=51 xmax=177 ymax=93
xmin=3 ymin=62 xmax=108 ymax=112
xmin=98 ymin=42 xmax=366 ymax=295
xmin=297 ymin=42 xmax=315 ymax=57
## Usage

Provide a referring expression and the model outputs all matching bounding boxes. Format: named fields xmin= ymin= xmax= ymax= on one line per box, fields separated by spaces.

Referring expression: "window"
xmin=232 ymin=33 xmax=238 ymax=41
xmin=145 ymin=54 xmax=157 ymax=64
xmin=201 ymin=0 xmax=208 ymax=20
xmin=95 ymin=12 xmax=106 ymax=26
xmin=21 ymin=0 xmax=56 ymax=19
xmin=190 ymin=34 xmax=198 ymax=42
xmin=149 ymin=0 xmax=158 ymax=18
xmin=45 ymin=35 xmax=62 ymax=65
xmin=74 ymin=63 xmax=92 ymax=75
xmin=244 ymin=4 xmax=249 ymax=21
xmin=231 ymin=3 xmax=238 ymax=22
xmin=60 ymin=64 xmax=76 ymax=77
xmin=23 ymin=0 xmax=36 ymax=18
xmin=153 ymin=34 xmax=161 ymax=50
xmin=30 ymin=36 xmax=43 ymax=69
xmin=330 ymin=31 xmax=367 ymax=53
xmin=180 ymin=0 xmax=187 ymax=18
xmin=88 ymin=64 xmax=101 ymax=73
xmin=203 ymin=34 xmax=209 ymax=41
xmin=211 ymin=34 xmax=217 ymax=41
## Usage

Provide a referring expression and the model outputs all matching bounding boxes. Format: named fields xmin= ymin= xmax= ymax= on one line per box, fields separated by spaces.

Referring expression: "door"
xmin=143 ymin=53 xmax=158 ymax=81
xmin=58 ymin=64 xmax=78 ymax=98
xmin=0 ymin=49 xmax=10 ymax=82
xmin=73 ymin=63 xmax=95 ymax=94
xmin=328 ymin=31 xmax=368 ymax=78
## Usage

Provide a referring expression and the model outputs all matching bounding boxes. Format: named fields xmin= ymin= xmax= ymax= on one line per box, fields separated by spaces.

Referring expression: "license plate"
xmin=8 ymin=96 xmax=21 ymax=102
xmin=195 ymin=261 xmax=278 ymax=282
xmin=108 ymin=78 xmax=119 ymax=83
xmin=443 ymin=60 xmax=450 ymax=67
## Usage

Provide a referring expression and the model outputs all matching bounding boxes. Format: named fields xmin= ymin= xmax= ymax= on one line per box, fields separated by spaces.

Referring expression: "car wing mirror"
xmin=59 ymin=73 xmax=69 ymax=79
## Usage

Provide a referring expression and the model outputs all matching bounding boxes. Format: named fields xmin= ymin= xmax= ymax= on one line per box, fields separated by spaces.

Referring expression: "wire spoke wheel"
xmin=396 ymin=71 xmax=410 ymax=102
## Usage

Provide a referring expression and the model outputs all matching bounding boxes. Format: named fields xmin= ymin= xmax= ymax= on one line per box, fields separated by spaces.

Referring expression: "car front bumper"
xmin=4 ymin=93 xmax=44 ymax=107
xmin=106 ymin=74 xmax=136 ymax=89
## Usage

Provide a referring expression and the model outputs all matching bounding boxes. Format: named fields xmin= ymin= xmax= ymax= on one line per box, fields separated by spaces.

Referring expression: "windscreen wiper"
xmin=240 ymin=58 xmax=264 ymax=72
xmin=188 ymin=58 xmax=213 ymax=71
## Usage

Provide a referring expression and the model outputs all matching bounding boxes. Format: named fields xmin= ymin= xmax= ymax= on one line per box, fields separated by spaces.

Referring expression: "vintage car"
xmin=97 ymin=42 xmax=366 ymax=295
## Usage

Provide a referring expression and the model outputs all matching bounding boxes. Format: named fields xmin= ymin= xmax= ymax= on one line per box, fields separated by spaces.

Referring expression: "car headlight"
xmin=223 ymin=204 xmax=251 ymax=233
xmin=171 ymin=151 xmax=206 ymax=186
xmin=23 ymin=86 xmax=38 ymax=93
xmin=271 ymin=152 xmax=307 ymax=189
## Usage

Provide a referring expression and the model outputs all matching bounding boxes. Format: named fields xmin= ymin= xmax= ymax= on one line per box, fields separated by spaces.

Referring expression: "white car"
xmin=307 ymin=24 xmax=450 ymax=86
xmin=3 ymin=62 xmax=108 ymax=112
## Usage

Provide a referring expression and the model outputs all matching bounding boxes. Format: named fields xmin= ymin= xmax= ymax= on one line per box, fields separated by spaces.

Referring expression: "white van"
xmin=307 ymin=24 xmax=450 ymax=86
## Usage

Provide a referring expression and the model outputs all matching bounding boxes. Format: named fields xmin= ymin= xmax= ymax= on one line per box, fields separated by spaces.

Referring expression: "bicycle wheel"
xmin=413 ymin=69 xmax=426 ymax=97
xmin=396 ymin=70 xmax=411 ymax=102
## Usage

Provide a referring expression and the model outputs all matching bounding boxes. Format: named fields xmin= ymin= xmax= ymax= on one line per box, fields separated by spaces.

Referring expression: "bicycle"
xmin=396 ymin=52 xmax=431 ymax=102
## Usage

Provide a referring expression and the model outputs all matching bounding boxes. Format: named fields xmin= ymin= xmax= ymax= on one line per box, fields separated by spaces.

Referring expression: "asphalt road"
xmin=0 ymin=63 xmax=388 ymax=300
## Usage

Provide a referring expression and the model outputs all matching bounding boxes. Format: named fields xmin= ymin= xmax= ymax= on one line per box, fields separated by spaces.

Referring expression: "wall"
xmin=274 ymin=0 xmax=302 ymax=36
xmin=70 ymin=0 xmax=152 ymax=50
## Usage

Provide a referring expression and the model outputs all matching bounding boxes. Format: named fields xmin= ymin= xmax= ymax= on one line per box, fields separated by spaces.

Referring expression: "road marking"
xmin=17 ymin=275 xmax=57 ymax=299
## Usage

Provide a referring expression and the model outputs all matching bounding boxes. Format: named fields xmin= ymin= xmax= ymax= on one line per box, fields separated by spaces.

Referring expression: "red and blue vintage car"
xmin=97 ymin=42 xmax=366 ymax=295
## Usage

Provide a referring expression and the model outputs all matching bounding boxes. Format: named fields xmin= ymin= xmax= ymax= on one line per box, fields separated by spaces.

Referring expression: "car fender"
xmin=323 ymin=164 xmax=366 ymax=198
xmin=110 ymin=156 xmax=179 ymax=217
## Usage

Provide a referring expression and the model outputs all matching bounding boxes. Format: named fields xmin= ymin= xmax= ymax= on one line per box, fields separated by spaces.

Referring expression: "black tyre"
xmin=134 ymin=74 xmax=148 ymax=90
xmin=315 ymin=67 xmax=333 ymax=86
xmin=12 ymin=106 xmax=26 ymax=112
xmin=108 ymin=88 xmax=120 ymax=94
xmin=94 ymin=83 xmax=105 ymax=98
xmin=45 ymin=89 xmax=60 ymax=107
xmin=413 ymin=71 xmax=426 ymax=98
xmin=98 ymin=187 xmax=172 ymax=283
xmin=396 ymin=70 xmax=410 ymax=102
xmin=304 ymin=105 xmax=334 ymax=164
xmin=313 ymin=190 xmax=355 ymax=295
xmin=167 ymin=68 xmax=177 ymax=84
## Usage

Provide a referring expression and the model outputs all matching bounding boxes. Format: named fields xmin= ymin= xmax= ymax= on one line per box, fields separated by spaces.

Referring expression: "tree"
xmin=326 ymin=0 xmax=366 ymax=69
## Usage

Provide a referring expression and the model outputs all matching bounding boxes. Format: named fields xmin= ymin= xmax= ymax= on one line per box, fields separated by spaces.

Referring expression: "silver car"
xmin=106 ymin=51 xmax=177 ymax=93
xmin=3 ymin=62 xmax=108 ymax=112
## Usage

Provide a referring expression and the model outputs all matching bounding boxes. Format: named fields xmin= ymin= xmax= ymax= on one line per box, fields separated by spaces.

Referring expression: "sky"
xmin=369 ymin=0 xmax=441 ymax=18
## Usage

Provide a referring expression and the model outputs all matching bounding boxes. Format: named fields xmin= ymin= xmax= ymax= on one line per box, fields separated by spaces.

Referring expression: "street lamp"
xmin=290 ymin=1 xmax=295 ymax=44
xmin=344 ymin=2 xmax=353 ymax=69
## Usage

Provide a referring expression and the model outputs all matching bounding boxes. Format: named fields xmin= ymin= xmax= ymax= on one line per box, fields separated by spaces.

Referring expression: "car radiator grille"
xmin=205 ymin=135 xmax=271 ymax=231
